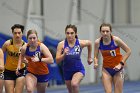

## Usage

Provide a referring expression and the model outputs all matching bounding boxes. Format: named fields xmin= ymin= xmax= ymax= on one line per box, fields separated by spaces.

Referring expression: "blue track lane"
xmin=47 ymin=81 xmax=140 ymax=93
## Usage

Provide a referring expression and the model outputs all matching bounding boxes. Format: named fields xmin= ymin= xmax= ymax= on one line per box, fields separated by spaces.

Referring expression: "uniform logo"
xmin=110 ymin=50 xmax=116 ymax=56
xmin=74 ymin=45 xmax=80 ymax=54
xmin=35 ymin=51 xmax=41 ymax=58
xmin=66 ymin=45 xmax=81 ymax=55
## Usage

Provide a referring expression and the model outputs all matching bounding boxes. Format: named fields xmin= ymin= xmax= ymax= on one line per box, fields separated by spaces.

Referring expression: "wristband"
xmin=120 ymin=62 xmax=124 ymax=66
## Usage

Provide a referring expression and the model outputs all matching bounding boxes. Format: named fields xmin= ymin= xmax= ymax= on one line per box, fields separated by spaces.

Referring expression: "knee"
xmin=105 ymin=89 xmax=112 ymax=93
xmin=26 ymin=87 xmax=34 ymax=93
xmin=71 ymin=81 xmax=79 ymax=88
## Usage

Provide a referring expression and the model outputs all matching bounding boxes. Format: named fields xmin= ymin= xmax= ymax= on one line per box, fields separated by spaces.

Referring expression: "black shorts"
xmin=4 ymin=67 xmax=26 ymax=80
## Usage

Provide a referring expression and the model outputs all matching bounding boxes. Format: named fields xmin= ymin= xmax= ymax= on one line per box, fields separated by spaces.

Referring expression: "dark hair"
xmin=65 ymin=24 xmax=78 ymax=38
xmin=11 ymin=24 xmax=24 ymax=33
xmin=27 ymin=29 xmax=38 ymax=39
xmin=100 ymin=23 xmax=112 ymax=32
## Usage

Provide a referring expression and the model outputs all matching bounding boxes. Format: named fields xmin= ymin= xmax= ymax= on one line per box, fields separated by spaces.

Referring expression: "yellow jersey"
xmin=5 ymin=39 xmax=25 ymax=71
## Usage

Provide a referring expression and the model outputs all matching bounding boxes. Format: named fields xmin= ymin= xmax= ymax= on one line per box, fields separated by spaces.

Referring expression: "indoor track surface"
xmin=46 ymin=81 xmax=140 ymax=93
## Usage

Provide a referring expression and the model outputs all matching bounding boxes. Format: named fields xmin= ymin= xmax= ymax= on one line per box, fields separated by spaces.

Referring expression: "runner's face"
xmin=28 ymin=33 xmax=38 ymax=46
xmin=65 ymin=28 xmax=76 ymax=41
xmin=100 ymin=26 xmax=111 ymax=39
xmin=12 ymin=28 xmax=23 ymax=40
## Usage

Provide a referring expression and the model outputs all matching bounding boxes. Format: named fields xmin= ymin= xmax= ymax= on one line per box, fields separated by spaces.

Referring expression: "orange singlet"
xmin=99 ymin=36 xmax=123 ymax=68
xmin=25 ymin=42 xmax=49 ymax=75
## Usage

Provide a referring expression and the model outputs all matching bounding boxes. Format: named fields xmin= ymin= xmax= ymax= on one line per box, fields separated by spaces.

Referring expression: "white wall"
xmin=0 ymin=0 xmax=28 ymax=35
xmin=76 ymin=24 xmax=96 ymax=84
xmin=113 ymin=25 xmax=140 ymax=80
xmin=43 ymin=0 xmax=111 ymax=40
xmin=44 ymin=0 xmax=71 ymax=40
xmin=131 ymin=0 xmax=140 ymax=25
xmin=0 ymin=0 xmax=110 ymax=40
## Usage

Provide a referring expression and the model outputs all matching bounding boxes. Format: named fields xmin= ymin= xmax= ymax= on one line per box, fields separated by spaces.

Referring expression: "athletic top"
xmin=5 ymin=39 xmax=25 ymax=71
xmin=99 ymin=36 xmax=123 ymax=68
xmin=25 ymin=42 xmax=49 ymax=75
xmin=63 ymin=39 xmax=84 ymax=71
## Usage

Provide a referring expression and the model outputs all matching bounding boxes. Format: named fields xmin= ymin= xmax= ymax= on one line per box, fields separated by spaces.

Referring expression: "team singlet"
xmin=63 ymin=39 xmax=85 ymax=71
xmin=99 ymin=36 xmax=123 ymax=68
xmin=25 ymin=42 xmax=49 ymax=75
xmin=5 ymin=39 xmax=25 ymax=71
